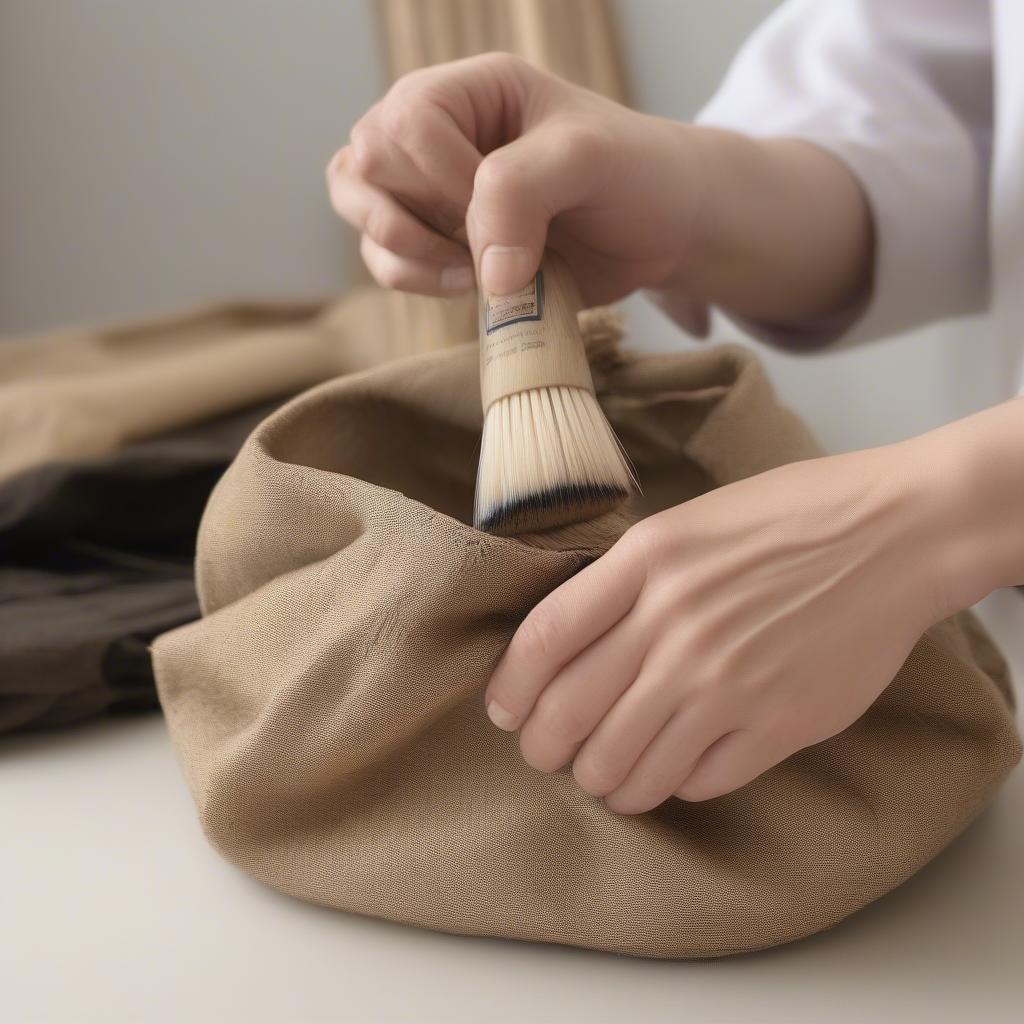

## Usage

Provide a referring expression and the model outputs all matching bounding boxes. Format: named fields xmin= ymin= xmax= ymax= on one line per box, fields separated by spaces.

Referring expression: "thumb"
xmin=467 ymin=126 xmax=594 ymax=295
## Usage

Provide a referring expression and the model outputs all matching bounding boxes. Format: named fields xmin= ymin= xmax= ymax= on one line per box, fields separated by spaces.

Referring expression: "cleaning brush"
xmin=474 ymin=249 xmax=637 ymax=535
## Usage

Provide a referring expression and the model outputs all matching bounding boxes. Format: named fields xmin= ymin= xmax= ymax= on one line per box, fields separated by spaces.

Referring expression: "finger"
xmin=328 ymin=147 xmax=472 ymax=267
xmin=515 ymin=612 xmax=647 ymax=774
xmin=349 ymin=109 xmax=480 ymax=239
xmin=359 ymin=235 xmax=475 ymax=296
xmin=600 ymin=713 xmax=737 ymax=816
xmin=674 ymin=726 xmax=799 ymax=803
xmin=484 ymin=536 xmax=647 ymax=731
xmin=466 ymin=122 xmax=608 ymax=295
xmin=349 ymin=52 xmax=536 ymax=236
xmin=568 ymin=637 xmax=707 ymax=798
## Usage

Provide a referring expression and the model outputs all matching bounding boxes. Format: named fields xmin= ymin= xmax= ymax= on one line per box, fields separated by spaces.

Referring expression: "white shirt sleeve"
xmin=695 ymin=0 xmax=993 ymax=352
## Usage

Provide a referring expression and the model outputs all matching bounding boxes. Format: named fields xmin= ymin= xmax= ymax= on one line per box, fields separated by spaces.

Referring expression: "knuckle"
xmin=675 ymin=615 xmax=744 ymax=678
xmin=348 ymin=124 xmax=386 ymax=180
xmin=462 ymin=50 xmax=531 ymax=85
xmin=375 ymin=262 xmax=405 ymax=290
xmin=379 ymin=100 xmax=419 ymax=143
xmin=550 ymin=120 xmax=609 ymax=168
xmin=364 ymin=205 xmax=403 ymax=252
xmin=509 ymin=603 xmax=562 ymax=667
xmin=688 ymin=629 xmax=737 ymax=682
xmin=349 ymin=114 xmax=370 ymax=146
xmin=667 ymin=665 xmax=727 ymax=719
xmin=713 ymin=641 xmax=751 ymax=686
xmin=360 ymin=236 xmax=402 ymax=289
xmin=680 ymin=677 xmax=719 ymax=711
xmin=481 ymin=50 xmax=528 ymax=74
xmin=517 ymin=727 xmax=565 ymax=774
xmin=572 ymin=750 xmax=625 ymax=797
xmin=620 ymin=517 xmax=664 ymax=569
xmin=683 ymin=664 xmax=744 ymax=718
xmin=387 ymin=64 xmax=441 ymax=104
xmin=472 ymin=153 xmax=517 ymax=199
xmin=531 ymin=688 xmax=591 ymax=744
xmin=324 ymin=147 xmax=346 ymax=185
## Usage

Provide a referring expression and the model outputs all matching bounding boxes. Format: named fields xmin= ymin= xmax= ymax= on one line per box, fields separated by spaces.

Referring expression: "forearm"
xmin=669 ymin=125 xmax=874 ymax=327
xmin=904 ymin=396 xmax=1024 ymax=617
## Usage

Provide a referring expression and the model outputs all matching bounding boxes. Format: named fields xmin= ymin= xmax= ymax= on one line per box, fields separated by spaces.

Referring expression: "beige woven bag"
xmin=152 ymin=315 xmax=1020 ymax=958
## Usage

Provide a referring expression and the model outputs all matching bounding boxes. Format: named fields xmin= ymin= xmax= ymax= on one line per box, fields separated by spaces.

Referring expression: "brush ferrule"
xmin=478 ymin=251 xmax=593 ymax=411
xmin=473 ymin=249 xmax=637 ymax=536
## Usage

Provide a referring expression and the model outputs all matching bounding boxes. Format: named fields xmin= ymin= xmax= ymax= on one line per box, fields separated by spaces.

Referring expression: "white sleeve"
xmin=695 ymin=0 xmax=993 ymax=352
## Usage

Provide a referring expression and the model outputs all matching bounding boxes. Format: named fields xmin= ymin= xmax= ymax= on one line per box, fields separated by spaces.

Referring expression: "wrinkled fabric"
xmin=0 ymin=287 xmax=478 ymax=734
xmin=0 ymin=289 xmax=476 ymax=484
xmin=0 ymin=401 xmax=278 ymax=734
xmin=152 ymin=320 xmax=1020 ymax=959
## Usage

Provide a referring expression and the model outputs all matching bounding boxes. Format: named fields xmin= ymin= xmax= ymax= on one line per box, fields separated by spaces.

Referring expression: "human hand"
xmin=327 ymin=52 xmax=873 ymax=330
xmin=326 ymin=52 xmax=719 ymax=308
xmin=483 ymin=440 xmax=958 ymax=813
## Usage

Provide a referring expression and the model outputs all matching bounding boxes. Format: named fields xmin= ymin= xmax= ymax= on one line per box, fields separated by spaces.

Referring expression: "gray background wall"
xmin=0 ymin=0 xmax=1001 ymax=454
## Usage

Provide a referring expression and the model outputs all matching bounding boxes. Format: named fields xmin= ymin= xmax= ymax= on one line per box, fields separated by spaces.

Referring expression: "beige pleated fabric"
xmin=152 ymin=317 xmax=1021 ymax=959
xmin=0 ymin=288 xmax=477 ymax=485
xmin=377 ymin=0 xmax=628 ymax=101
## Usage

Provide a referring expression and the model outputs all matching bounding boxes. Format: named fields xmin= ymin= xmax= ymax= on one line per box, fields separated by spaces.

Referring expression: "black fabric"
xmin=0 ymin=400 xmax=280 ymax=735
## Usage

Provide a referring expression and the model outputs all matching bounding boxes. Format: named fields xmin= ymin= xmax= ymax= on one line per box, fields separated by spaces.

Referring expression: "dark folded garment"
xmin=0 ymin=400 xmax=279 ymax=735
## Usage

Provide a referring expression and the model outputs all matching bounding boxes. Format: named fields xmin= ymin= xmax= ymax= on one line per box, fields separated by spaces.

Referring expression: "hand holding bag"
xmin=153 ymin=312 xmax=1021 ymax=958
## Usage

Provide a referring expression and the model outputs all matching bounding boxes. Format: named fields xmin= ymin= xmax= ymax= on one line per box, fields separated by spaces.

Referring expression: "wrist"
xmin=898 ymin=397 xmax=1024 ymax=618
xmin=659 ymin=124 xmax=873 ymax=327
xmin=653 ymin=122 xmax=729 ymax=300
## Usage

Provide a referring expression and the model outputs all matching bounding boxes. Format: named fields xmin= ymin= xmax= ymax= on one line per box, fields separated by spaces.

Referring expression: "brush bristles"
xmin=474 ymin=385 xmax=637 ymax=536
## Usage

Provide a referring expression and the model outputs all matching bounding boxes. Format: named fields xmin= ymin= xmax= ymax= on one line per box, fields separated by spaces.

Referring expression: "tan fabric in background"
xmin=0 ymin=0 xmax=630 ymax=482
xmin=0 ymin=288 xmax=477 ymax=485
xmin=377 ymin=0 xmax=628 ymax=100
xmin=152 ymin=319 xmax=1021 ymax=959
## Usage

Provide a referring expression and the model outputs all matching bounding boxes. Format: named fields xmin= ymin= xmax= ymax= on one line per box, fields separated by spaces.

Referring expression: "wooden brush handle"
xmin=478 ymin=249 xmax=594 ymax=411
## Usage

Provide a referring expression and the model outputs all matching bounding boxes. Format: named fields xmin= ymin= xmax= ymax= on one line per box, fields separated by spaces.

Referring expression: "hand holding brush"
xmin=474 ymin=249 xmax=636 ymax=535
xmin=327 ymin=53 xmax=1024 ymax=813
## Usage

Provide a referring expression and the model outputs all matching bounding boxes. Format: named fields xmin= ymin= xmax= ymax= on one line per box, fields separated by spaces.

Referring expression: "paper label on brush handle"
xmin=484 ymin=272 xmax=544 ymax=333
xmin=479 ymin=261 xmax=595 ymax=411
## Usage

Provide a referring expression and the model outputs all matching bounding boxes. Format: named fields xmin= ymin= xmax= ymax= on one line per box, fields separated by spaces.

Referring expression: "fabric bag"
xmin=152 ymin=312 xmax=1021 ymax=958
xmin=0 ymin=286 xmax=476 ymax=735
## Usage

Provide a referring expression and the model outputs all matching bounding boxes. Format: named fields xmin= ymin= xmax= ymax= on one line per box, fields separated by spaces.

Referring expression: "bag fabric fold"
xmin=152 ymin=320 xmax=1020 ymax=959
xmin=0 ymin=287 xmax=479 ymax=735
xmin=0 ymin=288 xmax=477 ymax=486
xmin=0 ymin=400 xmax=280 ymax=734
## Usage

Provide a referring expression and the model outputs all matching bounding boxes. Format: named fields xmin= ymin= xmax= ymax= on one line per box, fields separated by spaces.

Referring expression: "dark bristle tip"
xmin=477 ymin=482 xmax=630 ymax=536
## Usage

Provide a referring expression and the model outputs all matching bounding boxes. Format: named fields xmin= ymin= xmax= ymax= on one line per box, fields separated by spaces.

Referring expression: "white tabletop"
xmin=3 ymin=588 xmax=1023 ymax=1024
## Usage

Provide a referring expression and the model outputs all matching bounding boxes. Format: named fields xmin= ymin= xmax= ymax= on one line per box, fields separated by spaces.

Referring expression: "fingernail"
xmin=440 ymin=264 xmax=474 ymax=291
xmin=486 ymin=698 xmax=519 ymax=731
xmin=480 ymin=245 xmax=533 ymax=295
